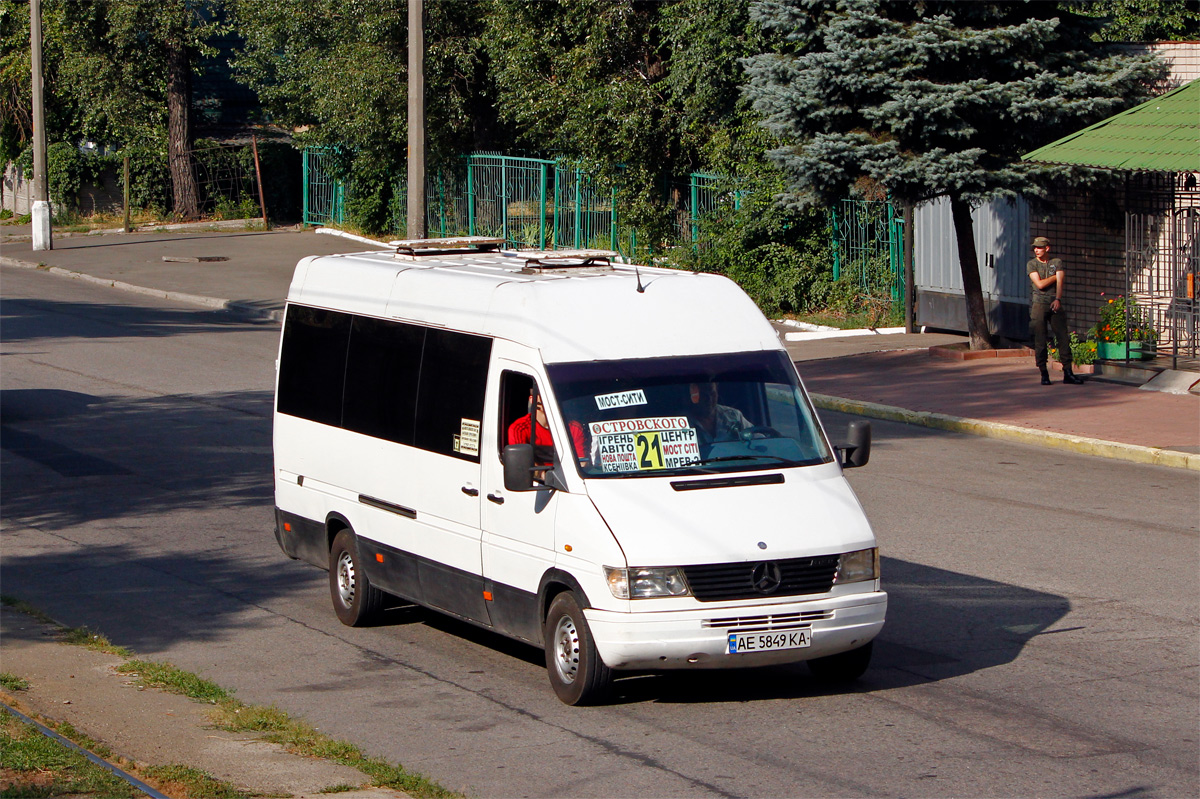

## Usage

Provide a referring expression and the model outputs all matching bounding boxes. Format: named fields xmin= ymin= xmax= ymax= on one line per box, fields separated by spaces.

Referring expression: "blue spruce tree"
xmin=743 ymin=0 xmax=1163 ymax=348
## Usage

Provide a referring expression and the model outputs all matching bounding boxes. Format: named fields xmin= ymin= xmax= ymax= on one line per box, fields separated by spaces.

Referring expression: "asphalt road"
xmin=2 ymin=264 xmax=1197 ymax=798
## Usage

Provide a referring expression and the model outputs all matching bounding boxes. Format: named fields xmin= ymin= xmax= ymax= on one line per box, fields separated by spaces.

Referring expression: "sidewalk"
xmin=0 ymin=603 xmax=410 ymax=799
xmin=2 ymin=226 xmax=1198 ymax=472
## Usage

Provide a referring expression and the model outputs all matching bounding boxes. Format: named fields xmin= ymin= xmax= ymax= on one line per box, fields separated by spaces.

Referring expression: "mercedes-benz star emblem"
xmin=751 ymin=561 xmax=783 ymax=594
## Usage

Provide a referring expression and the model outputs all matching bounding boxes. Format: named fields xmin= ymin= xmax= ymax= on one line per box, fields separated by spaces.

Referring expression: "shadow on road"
xmin=1 ymin=388 xmax=273 ymax=529
xmin=292 ymin=555 xmax=1070 ymax=705
xmin=597 ymin=555 xmax=1072 ymax=704
xmin=1 ymin=296 xmax=274 ymax=344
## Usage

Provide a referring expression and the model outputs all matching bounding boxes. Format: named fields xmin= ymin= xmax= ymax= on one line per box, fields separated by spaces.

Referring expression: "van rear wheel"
xmin=544 ymin=592 xmax=612 ymax=705
xmin=329 ymin=529 xmax=384 ymax=626
xmin=806 ymin=641 xmax=873 ymax=683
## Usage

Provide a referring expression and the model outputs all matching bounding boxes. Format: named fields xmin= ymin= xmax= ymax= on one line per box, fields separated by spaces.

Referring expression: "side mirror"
xmin=503 ymin=444 xmax=535 ymax=491
xmin=839 ymin=420 xmax=871 ymax=468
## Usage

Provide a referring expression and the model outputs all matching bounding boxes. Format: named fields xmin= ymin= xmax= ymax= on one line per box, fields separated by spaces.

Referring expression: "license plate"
xmin=727 ymin=628 xmax=811 ymax=654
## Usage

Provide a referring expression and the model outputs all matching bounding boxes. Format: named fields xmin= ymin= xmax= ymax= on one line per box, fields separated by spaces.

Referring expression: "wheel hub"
xmin=553 ymin=615 xmax=580 ymax=684
xmin=336 ymin=550 xmax=356 ymax=606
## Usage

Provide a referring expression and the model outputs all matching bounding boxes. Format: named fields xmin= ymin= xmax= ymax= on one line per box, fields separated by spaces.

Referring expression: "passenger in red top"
xmin=507 ymin=394 xmax=587 ymax=461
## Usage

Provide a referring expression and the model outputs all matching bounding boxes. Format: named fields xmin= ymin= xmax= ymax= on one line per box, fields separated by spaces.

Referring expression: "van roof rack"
xmin=512 ymin=249 xmax=619 ymax=274
xmin=388 ymin=236 xmax=505 ymax=257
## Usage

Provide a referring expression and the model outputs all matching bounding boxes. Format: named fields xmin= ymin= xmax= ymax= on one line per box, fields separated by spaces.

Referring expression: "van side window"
xmin=278 ymin=304 xmax=492 ymax=463
xmin=342 ymin=316 xmax=424 ymax=445
xmin=500 ymin=372 xmax=534 ymax=448
xmin=277 ymin=306 xmax=351 ymax=426
xmin=413 ymin=329 xmax=492 ymax=460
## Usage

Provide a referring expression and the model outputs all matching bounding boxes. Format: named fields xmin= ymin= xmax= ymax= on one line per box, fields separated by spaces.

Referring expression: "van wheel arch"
xmin=537 ymin=570 xmax=592 ymax=641
xmin=325 ymin=512 xmax=353 ymax=554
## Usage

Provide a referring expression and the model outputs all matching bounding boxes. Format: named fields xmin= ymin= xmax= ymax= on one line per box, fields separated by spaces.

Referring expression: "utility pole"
xmin=406 ymin=0 xmax=426 ymax=240
xmin=30 ymin=0 xmax=52 ymax=250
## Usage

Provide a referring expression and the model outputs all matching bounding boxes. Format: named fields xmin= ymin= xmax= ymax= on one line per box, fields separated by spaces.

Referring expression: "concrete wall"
xmin=2 ymin=164 xmax=33 ymax=215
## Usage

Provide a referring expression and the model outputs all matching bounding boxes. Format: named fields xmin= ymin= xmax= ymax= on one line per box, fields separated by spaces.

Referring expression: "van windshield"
xmin=547 ymin=351 xmax=833 ymax=478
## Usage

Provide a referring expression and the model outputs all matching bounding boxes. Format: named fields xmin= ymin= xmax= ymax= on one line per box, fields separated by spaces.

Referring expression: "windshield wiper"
xmin=695 ymin=454 xmax=794 ymax=466
xmin=682 ymin=454 xmax=800 ymax=473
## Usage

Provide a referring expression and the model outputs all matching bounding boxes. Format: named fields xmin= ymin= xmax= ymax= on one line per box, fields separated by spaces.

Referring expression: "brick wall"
xmin=1029 ymin=179 xmax=1129 ymax=338
xmin=1116 ymin=41 xmax=1200 ymax=88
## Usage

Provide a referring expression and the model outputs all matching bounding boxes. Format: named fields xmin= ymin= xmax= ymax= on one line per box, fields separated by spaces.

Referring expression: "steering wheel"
xmin=740 ymin=426 xmax=781 ymax=440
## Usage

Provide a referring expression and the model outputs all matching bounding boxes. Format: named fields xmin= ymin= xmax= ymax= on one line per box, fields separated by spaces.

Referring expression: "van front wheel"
xmin=329 ymin=529 xmax=384 ymax=626
xmin=806 ymin=641 xmax=873 ymax=683
xmin=544 ymin=592 xmax=612 ymax=705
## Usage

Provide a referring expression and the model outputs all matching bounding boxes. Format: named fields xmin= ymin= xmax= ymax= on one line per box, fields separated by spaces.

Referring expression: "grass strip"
xmin=1 ymin=672 xmax=30 ymax=692
xmin=0 ymin=711 xmax=137 ymax=798
xmin=2 ymin=595 xmax=132 ymax=657
xmin=115 ymin=661 xmax=233 ymax=704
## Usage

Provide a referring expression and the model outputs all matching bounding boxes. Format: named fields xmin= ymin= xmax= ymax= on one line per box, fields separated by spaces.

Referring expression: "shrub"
xmin=1090 ymin=293 xmax=1155 ymax=342
xmin=46 ymin=142 xmax=84 ymax=211
xmin=1051 ymin=331 xmax=1096 ymax=365
xmin=669 ymin=172 xmax=830 ymax=317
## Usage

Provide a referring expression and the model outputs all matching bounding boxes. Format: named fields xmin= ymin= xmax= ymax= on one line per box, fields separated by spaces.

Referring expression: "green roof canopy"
xmin=1022 ymin=80 xmax=1199 ymax=172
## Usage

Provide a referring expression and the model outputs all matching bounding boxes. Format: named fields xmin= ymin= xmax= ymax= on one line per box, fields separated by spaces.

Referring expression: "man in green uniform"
xmin=1027 ymin=236 xmax=1082 ymax=385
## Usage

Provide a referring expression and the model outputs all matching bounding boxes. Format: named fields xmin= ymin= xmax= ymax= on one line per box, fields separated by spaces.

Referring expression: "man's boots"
xmin=1040 ymin=367 xmax=1052 ymax=385
xmin=1062 ymin=365 xmax=1083 ymax=384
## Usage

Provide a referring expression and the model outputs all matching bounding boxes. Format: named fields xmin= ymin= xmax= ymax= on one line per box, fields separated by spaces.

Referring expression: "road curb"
xmin=0 ymin=256 xmax=283 ymax=323
xmin=810 ymin=393 xmax=1199 ymax=471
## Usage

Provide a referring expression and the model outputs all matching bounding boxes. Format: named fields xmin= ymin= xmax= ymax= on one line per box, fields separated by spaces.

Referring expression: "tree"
xmin=231 ymin=0 xmax=490 ymax=232
xmin=1 ymin=0 xmax=80 ymax=179
xmin=743 ymin=0 xmax=1164 ymax=349
xmin=55 ymin=1 xmax=224 ymax=220
xmin=483 ymin=0 xmax=781 ymax=246
xmin=1079 ymin=0 xmax=1200 ymax=42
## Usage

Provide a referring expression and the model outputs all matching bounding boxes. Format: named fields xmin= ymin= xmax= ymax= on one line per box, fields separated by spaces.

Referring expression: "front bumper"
xmin=584 ymin=590 xmax=887 ymax=670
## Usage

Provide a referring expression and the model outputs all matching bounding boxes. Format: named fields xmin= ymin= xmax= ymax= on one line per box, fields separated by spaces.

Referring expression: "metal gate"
xmin=302 ymin=147 xmax=344 ymax=226
xmin=1127 ymin=206 xmax=1199 ymax=369
xmin=553 ymin=163 xmax=617 ymax=252
xmin=830 ymin=200 xmax=906 ymax=311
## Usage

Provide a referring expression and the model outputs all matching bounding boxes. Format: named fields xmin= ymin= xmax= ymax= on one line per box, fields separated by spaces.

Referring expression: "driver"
xmin=689 ymin=382 xmax=752 ymax=445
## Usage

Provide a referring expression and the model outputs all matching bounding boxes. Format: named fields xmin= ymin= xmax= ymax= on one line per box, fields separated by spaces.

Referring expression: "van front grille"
xmin=702 ymin=609 xmax=833 ymax=632
xmin=683 ymin=555 xmax=839 ymax=602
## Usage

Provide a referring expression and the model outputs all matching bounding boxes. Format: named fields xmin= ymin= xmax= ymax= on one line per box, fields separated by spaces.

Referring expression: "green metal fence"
xmin=302 ymin=147 xmax=344 ymax=226
xmin=830 ymin=199 xmax=905 ymax=307
xmin=301 ymin=150 xmax=898 ymax=306
xmin=302 ymin=148 xmax=741 ymax=257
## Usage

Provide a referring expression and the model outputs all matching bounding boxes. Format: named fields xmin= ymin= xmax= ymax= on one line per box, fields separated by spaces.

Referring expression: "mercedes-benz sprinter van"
xmin=273 ymin=237 xmax=886 ymax=705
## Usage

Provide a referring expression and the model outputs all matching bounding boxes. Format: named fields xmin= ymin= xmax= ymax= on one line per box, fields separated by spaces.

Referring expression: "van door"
xmin=403 ymin=328 xmax=491 ymax=623
xmin=480 ymin=360 xmax=565 ymax=643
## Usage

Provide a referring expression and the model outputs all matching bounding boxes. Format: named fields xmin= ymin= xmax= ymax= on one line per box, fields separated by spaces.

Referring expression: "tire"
xmin=806 ymin=641 xmax=873 ymax=683
xmin=544 ymin=592 xmax=612 ymax=705
xmin=329 ymin=529 xmax=385 ymax=627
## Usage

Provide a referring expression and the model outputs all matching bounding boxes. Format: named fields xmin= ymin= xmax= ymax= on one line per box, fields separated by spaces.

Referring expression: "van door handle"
xmin=461 ymin=486 xmax=479 ymax=497
xmin=486 ymin=492 xmax=505 ymax=505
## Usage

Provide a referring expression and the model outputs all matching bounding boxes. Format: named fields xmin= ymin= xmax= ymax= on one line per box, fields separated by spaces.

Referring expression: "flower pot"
xmin=1095 ymin=341 xmax=1149 ymax=360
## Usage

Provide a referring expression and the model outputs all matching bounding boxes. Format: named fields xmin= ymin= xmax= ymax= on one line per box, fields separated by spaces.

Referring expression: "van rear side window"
xmin=276 ymin=306 xmax=350 ymax=427
xmin=343 ymin=315 xmax=424 ymax=445
xmin=277 ymin=304 xmax=492 ymax=462
xmin=413 ymin=329 xmax=492 ymax=458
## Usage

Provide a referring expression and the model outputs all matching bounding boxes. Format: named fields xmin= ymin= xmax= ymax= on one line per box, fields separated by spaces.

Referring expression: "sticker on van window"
xmin=589 ymin=417 xmax=700 ymax=472
xmin=595 ymin=389 xmax=647 ymax=410
xmin=454 ymin=419 xmax=481 ymax=457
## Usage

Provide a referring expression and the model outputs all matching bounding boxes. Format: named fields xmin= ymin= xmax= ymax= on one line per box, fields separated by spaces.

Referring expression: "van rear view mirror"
xmin=839 ymin=421 xmax=871 ymax=469
xmin=503 ymin=444 xmax=536 ymax=491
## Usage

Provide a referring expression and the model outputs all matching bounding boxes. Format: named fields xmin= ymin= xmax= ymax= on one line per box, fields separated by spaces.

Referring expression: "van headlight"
xmin=834 ymin=548 xmax=879 ymax=584
xmin=604 ymin=566 xmax=691 ymax=599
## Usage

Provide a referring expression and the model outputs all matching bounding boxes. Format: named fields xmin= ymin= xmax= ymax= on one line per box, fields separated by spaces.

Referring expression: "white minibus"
xmin=273 ymin=237 xmax=886 ymax=704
